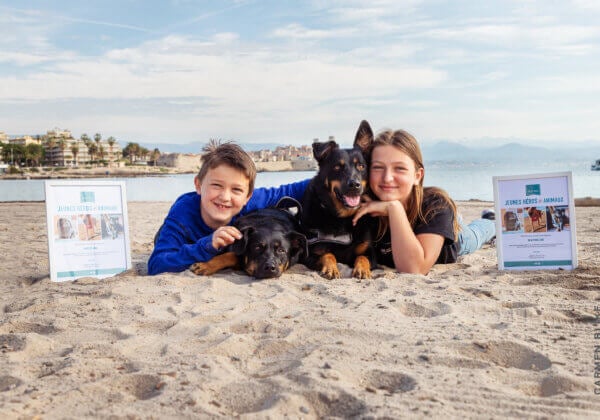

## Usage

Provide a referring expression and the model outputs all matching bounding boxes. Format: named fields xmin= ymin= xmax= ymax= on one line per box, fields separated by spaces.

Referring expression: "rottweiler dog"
xmin=190 ymin=202 xmax=307 ymax=279
xmin=301 ymin=120 xmax=378 ymax=279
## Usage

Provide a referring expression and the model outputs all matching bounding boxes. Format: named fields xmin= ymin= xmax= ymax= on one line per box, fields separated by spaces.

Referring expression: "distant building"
xmin=0 ymin=131 xmax=8 ymax=143
xmin=157 ymin=153 xmax=201 ymax=172
xmin=41 ymin=128 xmax=122 ymax=167
xmin=248 ymin=144 xmax=313 ymax=163
xmin=9 ymin=135 xmax=42 ymax=146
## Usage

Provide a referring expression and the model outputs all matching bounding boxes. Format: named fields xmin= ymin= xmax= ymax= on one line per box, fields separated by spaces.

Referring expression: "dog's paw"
xmin=320 ymin=253 xmax=340 ymax=279
xmin=321 ymin=265 xmax=341 ymax=280
xmin=352 ymin=266 xmax=372 ymax=279
xmin=352 ymin=256 xmax=372 ymax=279
xmin=190 ymin=262 xmax=217 ymax=276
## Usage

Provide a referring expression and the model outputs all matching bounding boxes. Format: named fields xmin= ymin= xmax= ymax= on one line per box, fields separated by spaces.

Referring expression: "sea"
xmin=0 ymin=160 xmax=598 ymax=202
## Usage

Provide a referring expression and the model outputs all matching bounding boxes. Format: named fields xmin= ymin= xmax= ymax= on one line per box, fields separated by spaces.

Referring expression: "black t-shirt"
xmin=374 ymin=195 xmax=458 ymax=268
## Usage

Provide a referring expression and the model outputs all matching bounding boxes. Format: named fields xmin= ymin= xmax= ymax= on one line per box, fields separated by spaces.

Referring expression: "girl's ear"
xmin=415 ymin=167 xmax=424 ymax=185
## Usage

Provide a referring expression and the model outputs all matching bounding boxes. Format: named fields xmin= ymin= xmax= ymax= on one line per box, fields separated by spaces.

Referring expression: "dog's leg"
xmin=319 ymin=253 xmax=340 ymax=279
xmin=190 ymin=252 xmax=239 ymax=276
xmin=352 ymin=255 xmax=372 ymax=279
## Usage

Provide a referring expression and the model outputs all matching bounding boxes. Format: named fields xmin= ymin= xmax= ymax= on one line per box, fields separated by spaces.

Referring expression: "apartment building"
xmin=41 ymin=129 xmax=122 ymax=166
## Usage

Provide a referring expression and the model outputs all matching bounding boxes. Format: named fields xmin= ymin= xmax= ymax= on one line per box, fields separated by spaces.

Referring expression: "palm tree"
xmin=139 ymin=147 xmax=149 ymax=164
xmin=98 ymin=144 xmax=105 ymax=163
xmin=150 ymin=148 xmax=161 ymax=166
xmin=58 ymin=138 xmax=67 ymax=166
xmin=80 ymin=134 xmax=91 ymax=165
xmin=71 ymin=144 xmax=79 ymax=167
xmin=114 ymin=149 xmax=122 ymax=165
xmin=107 ymin=136 xmax=116 ymax=165
xmin=25 ymin=144 xmax=43 ymax=167
xmin=123 ymin=142 xmax=140 ymax=164
xmin=45 ymin=137 xmax=57 ymax=166
xmin=88 ymin=143 xmax=98 ymax=165
xmin=94 ymin=133 xmax=102 ymax=150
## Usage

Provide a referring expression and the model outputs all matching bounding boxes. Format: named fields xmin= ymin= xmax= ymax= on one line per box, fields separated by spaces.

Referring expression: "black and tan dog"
xmin=190 ymin=203 xmax=307 ymax=279
xmin=301 ymin=120 xmax=378 ymax=279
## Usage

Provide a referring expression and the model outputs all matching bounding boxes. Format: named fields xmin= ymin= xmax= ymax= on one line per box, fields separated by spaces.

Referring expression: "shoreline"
xmin=0 ymin=167 xmax=313 ymax=180
xmin=0 ymin=160 xmax=316 ymax=180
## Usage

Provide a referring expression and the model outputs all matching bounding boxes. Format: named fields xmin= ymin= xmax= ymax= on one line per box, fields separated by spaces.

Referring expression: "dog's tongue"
xmin=344 ymin=195 xmax=361 ymax=207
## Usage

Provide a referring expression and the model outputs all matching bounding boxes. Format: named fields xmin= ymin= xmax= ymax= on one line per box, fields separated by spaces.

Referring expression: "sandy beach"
xmin=1 ymin=200 xmax=599 ymax=418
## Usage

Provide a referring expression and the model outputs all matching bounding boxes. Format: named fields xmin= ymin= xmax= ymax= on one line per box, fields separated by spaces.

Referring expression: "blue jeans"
xmin=458 ymin=218 xmax=496 ymax=256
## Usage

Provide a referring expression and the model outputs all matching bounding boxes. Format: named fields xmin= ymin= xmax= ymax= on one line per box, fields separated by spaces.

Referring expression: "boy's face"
xmin=195 ymin=164 xmax=251 ymax=229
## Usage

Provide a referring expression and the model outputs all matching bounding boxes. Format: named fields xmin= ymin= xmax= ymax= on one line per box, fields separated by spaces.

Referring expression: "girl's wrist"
xmin=386 ymin=200 xmax=403 ymax=211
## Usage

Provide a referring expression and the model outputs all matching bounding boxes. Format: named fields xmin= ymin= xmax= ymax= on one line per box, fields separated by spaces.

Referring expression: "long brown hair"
xmin=370 ymin=129 xmax=459 ymax=239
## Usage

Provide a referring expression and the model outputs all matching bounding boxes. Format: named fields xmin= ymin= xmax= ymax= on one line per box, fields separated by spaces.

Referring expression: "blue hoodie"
xmin=147 ymin=179 xmax=309 ymax=275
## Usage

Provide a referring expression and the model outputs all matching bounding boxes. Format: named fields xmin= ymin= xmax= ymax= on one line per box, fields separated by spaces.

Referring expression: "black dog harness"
xmin=306 ymin=230 xmax=352 ymax=245
xmin=275 ymin=196 xmax=353 ymax=246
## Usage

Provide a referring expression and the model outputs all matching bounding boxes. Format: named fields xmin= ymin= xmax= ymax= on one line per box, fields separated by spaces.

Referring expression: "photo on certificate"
xmin=45 ymin=180 xmax=132 ymax=282
xmin=492 ymin=172 xmax=577 ymax=271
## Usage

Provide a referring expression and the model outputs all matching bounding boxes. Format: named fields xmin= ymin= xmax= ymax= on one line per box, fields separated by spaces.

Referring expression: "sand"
xmin=1 ymin=201 xmax=599 ymax=418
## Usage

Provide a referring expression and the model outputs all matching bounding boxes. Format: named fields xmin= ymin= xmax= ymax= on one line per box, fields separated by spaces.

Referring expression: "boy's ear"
xmin=193 ymin=175 xmax=202 ymax=194
xmin=243 ymin=189 xmax=252 ymax=205
xmin=354 ymin=120 xmax=373 ymax=154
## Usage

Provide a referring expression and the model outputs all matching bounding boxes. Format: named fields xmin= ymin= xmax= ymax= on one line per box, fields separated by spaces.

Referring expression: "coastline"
xmin=0 ymin=160 xmax=315 ymax=180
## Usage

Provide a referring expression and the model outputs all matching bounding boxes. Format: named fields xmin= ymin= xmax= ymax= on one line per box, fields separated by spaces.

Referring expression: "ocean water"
xmin=1 ymin=160 xmax=598 ymax=202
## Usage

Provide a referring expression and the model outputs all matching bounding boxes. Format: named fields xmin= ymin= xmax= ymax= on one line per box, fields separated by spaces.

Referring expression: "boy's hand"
xmin=212 ymin=226 xmax=242 ymax=250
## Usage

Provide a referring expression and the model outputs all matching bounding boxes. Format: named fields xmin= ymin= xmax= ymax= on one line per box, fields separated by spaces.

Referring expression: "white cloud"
xmin=0 ymin=34 xmax=445 ymax=105
xmin=271 ymin=22 xmax=361 ymax=40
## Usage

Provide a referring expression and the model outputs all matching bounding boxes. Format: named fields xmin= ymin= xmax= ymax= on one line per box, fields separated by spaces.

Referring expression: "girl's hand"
xmin=352 ymin=200 xmax=400 ymax=225
xmin=212 ymin=226 xmax=242 ymax=250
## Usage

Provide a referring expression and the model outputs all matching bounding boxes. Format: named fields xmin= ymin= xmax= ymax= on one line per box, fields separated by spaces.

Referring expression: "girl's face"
xmin=369 ymin=144 xmax=424 ymax=206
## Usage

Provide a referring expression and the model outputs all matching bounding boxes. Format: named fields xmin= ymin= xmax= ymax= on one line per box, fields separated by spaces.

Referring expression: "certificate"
xmin=45 ymin=180 xmax=132 ymax=282
xmin=493 ymin=172 xmax=577 ymax=270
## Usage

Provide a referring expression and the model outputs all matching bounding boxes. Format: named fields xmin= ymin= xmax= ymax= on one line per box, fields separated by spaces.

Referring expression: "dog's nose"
xmin=265 ymin=262 xmax=278 ymax=273
xmin=348 ymin=179 xmax=361 ymax=190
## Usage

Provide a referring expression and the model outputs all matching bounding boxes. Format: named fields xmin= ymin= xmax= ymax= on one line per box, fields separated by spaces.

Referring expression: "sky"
xmin=1 ymin=0 xmax=600 ymax=147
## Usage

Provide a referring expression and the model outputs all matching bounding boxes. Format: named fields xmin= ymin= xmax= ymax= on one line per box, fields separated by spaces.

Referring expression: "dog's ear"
xmin=231 ymin=226 xmax=254 ymax=255
xmin=287 ymin=231 xmax=308 ymax=262
xmin=312 ymin=141 xmax=338 ymax=163
xmin=354 ymin=120 xmax=373 ymax=154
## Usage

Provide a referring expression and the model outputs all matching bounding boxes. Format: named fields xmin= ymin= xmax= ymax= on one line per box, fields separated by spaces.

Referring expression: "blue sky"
xmin=1 ymin=0 xmax=600 ymax=147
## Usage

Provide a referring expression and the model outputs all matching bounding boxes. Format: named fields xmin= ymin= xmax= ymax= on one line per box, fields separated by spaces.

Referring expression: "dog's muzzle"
xmin=255 ymin=259 xmax=283 ymax=279
xmin=339 ymin=179 xmax=363 ymax=208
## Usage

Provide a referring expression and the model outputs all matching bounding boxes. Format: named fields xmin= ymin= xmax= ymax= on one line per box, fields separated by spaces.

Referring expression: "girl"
xmin=352 ymin=128 xmax=495 ymax=275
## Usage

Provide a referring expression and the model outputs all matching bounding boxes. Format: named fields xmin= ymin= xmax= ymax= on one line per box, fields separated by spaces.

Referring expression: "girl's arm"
xmin=353 ymin=200 xmax=445 ymax=274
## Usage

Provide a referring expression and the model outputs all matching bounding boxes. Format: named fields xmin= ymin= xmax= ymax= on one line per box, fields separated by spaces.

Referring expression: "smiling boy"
xmin=148 ymin=141 xmax=309 ymax=275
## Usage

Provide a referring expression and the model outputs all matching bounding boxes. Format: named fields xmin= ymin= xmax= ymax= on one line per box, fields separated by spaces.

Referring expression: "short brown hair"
xmin=197 ymin=139 xmax=257 ymax=195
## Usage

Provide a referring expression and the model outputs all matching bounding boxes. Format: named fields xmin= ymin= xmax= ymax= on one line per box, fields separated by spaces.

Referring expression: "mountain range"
xmin=421 ymin=141 xmax=600 ymax=162
xmin=140 ymin=140 xmax=600 ymax=163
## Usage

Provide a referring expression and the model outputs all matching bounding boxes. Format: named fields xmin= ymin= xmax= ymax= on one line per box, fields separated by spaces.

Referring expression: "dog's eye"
xmin=334 ymin=164 xmax=341 ymax=171
xmin=356 ymin=163 xmax=365 ymax=171
xmin=277 ymin=247 xmax=286 ymax=254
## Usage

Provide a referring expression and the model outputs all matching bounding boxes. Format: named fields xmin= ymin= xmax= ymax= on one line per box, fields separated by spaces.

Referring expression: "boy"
xmin=148 ymin=141 xmax=309 ymax=275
